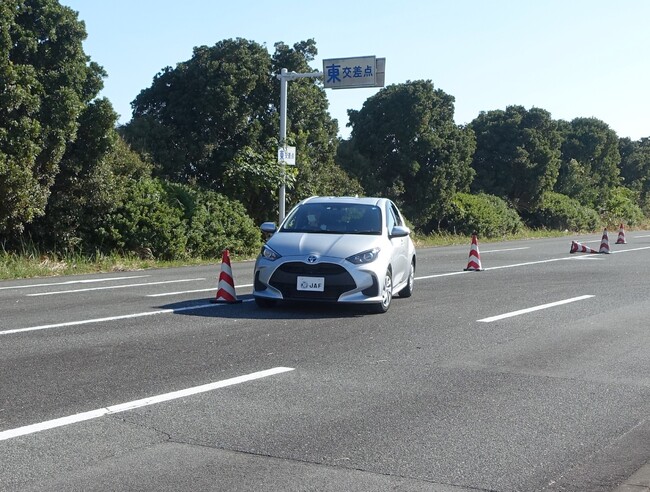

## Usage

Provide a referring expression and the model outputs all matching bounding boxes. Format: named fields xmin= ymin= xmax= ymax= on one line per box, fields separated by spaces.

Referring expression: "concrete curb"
xmin=613 ymin=464 xmax=650 ymax=491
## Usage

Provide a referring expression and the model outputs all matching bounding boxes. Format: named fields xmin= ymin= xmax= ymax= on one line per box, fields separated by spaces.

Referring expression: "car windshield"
xmin=281 ymin=203 xmax=382 ymax=235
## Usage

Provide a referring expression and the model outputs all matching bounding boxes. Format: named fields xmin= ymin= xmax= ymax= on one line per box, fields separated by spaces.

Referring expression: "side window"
xmin=386 ymin=205 xmax=397 ymax=233
xmin=390 ymin=203 xmax=403 ymax=226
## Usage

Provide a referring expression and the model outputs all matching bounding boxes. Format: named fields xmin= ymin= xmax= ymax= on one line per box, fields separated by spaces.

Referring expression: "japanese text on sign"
xmin=278 ymin=146 xmax=296 ymax=165
xmin=323 ymin=56 xmax=379 ymax=89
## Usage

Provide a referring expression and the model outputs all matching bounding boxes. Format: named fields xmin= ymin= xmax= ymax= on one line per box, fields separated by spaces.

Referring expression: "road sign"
xmin=323 ymin=56 xmax=385 ymax=89
xmin=278 ymin=146 xmax=296 ymax=165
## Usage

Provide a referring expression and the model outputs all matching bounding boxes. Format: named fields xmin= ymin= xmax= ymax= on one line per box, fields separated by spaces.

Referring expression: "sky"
xmin=60 ymin=0 xmax=650 ymax=141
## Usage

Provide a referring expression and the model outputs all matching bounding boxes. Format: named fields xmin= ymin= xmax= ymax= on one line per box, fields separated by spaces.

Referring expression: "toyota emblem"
xmin=307 ymin=255 xmax=318 ymax=263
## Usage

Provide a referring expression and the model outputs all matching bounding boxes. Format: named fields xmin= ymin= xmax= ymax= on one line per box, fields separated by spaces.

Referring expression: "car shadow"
xmin=158 ymin=294 xmax=368 ymax=320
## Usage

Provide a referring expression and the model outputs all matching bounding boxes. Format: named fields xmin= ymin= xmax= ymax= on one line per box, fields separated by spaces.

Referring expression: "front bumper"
xmin=253 ymin=256 xmax=384 ymax=304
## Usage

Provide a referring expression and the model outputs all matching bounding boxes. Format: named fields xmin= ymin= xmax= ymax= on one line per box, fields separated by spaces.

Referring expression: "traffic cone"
xmin=211 ymin=249 xmax=242 ymax=303
xmin=464 ymin=234 xmax=484 ymax=271
xmin=616 ymin=223 xmax=627 ymax=244
xmin=599 ymin=228 xmax=610 ymax=254
xmin=570 ymin=240 xmax=599 ymax=254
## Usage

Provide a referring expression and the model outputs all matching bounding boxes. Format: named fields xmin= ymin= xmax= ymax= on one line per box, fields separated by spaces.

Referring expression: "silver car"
xmin=253 ymin=196 xmax=416 ymax=313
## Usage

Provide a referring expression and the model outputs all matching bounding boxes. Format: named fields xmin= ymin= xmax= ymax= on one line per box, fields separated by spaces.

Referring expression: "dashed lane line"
xmin=0 ymin=300 xmax=254 ymax=336
xmin=0 ymin=367 xmax=295 ymax=441
xmin=25 ymin=278 xmax=206 ymax=296
xmin=477 ymin=295 xmax=595 ymax=322
xmin=0 ymin=275 xmax=151 ymax=291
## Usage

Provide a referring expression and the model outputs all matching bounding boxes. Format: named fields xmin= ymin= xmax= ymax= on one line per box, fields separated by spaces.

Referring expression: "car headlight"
xmin=260 ymin=244 xmax=282 ymax=261
xmin=346 ymin=247 xmax=380 ymax=265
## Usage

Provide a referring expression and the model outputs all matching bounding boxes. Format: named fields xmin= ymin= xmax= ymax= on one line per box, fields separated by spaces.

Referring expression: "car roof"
xmin=300 ymin=196 xmax=385 ymax=206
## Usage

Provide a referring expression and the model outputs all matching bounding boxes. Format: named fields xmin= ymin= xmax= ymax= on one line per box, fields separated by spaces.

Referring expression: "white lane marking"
xmin=633 ymin=234 xmax=650 ymax=238
xmin=147 ymin=284 xmax=254 ymax=297
xmin=0 ymin=299 xmax=255 ymax=336
xmin=477 ymin=295 xmax=594 ymax=323
xmin=415 ymin=252 xmax=601 ymax=280
xmin=480 ymin=247 xmax=530 ymax=253
xmin=416 ymin=271 xmax=467 ymax=280
xmin=0 ymin=275 xmax=151 ymax=291
xmin=7 ymin=245 xmax=649 ymax=335
xmin=0 ymin=367 xmax=295 ymax=441
xmin=484 ymin=256 xmax=581 ymax=271
xmin=416 ymin=257 xmax=572 ymax=280
xmin=611 ymin=246 xmax=650 ymax=254
xmin=26 ymin=278 xmax=206 ymax=296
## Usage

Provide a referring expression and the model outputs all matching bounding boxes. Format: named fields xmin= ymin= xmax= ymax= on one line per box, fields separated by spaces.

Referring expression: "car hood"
xmin=268 ymin=232 xmax=383 ymax=259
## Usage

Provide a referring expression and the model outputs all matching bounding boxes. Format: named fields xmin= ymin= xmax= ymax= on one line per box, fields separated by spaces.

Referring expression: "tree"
xmin=618 ymin=137 xmax=650 ymax=211
xmin=24 ymin=99 xmax=151 ymax=252
xmin=555 ymin=117 xmax=621 ymax=208
xmin=470 ymin=106 xmax=562 ymax=212
xmin=0 ymin=0 xmax=105 ymax=236
xmin=338 ymin=80 xmax=476 ymax=231
xmin=125 ymin=38 xmax=274 ymax=185
xmin=121 ymin=38 xmax=360 ymax=224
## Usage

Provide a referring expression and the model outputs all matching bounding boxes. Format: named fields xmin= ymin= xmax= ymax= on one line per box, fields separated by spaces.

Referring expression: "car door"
xmin=387 ymin=202 xmax=408 ymax=286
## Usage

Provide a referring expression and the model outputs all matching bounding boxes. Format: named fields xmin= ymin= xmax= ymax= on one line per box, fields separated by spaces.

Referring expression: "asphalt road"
xmin=1 ymin=232 xmax=649 ymax=491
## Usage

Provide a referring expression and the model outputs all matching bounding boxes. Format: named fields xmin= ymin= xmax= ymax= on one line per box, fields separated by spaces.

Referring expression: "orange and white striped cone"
xmin=211 ymin=249 xmax=242 ymax=303
xmin=464 ymin=234 xmax=484 ymax=271
xmin=599 ymin=228 xmax=610 ymax=254
xmin=616 ymin=223 xmax=627 ymax=244
xmin=570 ymin=240 xmax=599 ymax=254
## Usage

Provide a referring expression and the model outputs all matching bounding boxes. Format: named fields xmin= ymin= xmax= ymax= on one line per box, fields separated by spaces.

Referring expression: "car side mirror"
xmin=260 ymin=222 xmax=277 ymax=235
xmin=390 ymin=225 xmax=410 ymax=238
xmin=260 ymin=222 xmax=277 ymax=233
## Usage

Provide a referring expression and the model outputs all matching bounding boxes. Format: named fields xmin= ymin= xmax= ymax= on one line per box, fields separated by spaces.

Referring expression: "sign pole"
xmin=274 ymin=59 xmax=383 ymax=223
xmin=279 ymin=68 xmax=288 ymax=223
xmin=276 ymin=69 xmax=324 ymax=224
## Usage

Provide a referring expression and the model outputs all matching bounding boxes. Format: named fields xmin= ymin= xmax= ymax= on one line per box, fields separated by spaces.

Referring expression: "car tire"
xmin=370 ymin=269 xmax=392 ymax=314
xmin=399 ymin=260 xmax=415 ymax=298
xmin=255 ymin=297 xmax=277 ymax=308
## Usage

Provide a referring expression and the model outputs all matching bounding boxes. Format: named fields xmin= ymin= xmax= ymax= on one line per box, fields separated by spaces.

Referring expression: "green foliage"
xmin=124 ymin=38 xmax=275 ymax=186
xmin=92 ymin=179 xmax=261 ymax=261
xmin=470 ymin=106 xmax=562 ymax=212
xmin=165 ymin=183 xmax=262 ymax=257
xmin=338 ymin=80 xmax=476 ymax=232
xmin=23 ymin=99 xmax=152 ymax=252
xmin=121 ymin=37 xmax=357 ymax=224
xmin=601 ymin=186 xmax=644 ymax=227
xmin=444 ymin=192 xmax=524 ymax=237
xmin=0 ymin=0 xmax=105 ymax=235
xmin=95 ymin=178 xmax=188 ymax=260
xmin=619 ymin=137 xmax=650 ymax=212
xmin=527 ymin=191 xmax=600 ymax=231
xmin=555 ymin=117 xmax=621 ymax=208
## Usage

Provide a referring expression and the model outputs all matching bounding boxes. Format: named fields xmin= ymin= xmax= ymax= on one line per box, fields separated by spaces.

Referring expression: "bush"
xmin=95 ymin=178 xmax=188 ymax=260
xmin=444 ymin=193 xmax=524 ymax=237
xmin=166 ymin=183 xmax=262 ymax=258
xmin=527 ymin=192 xmax=600 ymax=231
xmin=601 ymin=187 xmax=645 ymax=227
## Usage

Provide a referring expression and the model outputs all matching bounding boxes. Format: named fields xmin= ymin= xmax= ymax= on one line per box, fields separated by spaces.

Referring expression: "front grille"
xmin=270 ymin=262 xmax=356 ymax=301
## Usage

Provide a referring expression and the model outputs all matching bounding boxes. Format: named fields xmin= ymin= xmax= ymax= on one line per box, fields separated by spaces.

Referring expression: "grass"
xmin=411 ymin=228 xmax=571 ymax=248
xmin=2 ymin=223 xmax=645 ymax=281
xmin=0 ymin=248 xmax=221 ymax=281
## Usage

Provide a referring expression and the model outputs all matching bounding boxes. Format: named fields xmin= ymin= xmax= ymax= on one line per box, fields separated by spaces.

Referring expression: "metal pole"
xmin=276 ymin=69 xmax=322 ymax=224
xmin=279 ymin=68 xmax=288 ymax=223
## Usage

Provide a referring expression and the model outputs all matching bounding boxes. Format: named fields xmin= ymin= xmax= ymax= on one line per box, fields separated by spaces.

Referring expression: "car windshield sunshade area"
xmin=281 ymin=203 xmax=382 ymax=235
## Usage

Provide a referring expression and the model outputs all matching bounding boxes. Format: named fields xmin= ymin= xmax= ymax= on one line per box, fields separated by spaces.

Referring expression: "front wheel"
xmin=370 ymin=269 xmax=393 ymax=314
xmin=399 ymin=260 xmax=415 ymax=298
